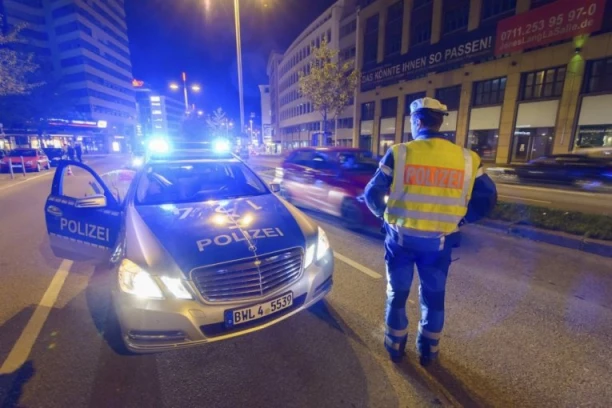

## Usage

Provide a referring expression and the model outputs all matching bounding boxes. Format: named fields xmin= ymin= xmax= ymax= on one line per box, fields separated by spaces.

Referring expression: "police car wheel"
xmin=341 ymin=199 xmax=362 ymax=229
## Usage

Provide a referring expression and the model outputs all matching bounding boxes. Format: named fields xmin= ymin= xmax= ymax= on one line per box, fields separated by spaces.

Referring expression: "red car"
xmin=276 ymin=147 xmax=382 ymax=230
xmin=1 ymin=148 xmax=51 ymax=172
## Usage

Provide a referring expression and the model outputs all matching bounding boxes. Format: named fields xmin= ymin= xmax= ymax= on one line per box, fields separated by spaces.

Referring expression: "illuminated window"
xmin=520 ymin=66 xmax=566 ymax=100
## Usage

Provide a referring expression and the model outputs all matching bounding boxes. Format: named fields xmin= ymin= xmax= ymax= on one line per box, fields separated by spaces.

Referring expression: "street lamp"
xmin=169 ymin=72 xmax=201 ymax=112
xmin=233 ymin=0 xmax=245 ymax=134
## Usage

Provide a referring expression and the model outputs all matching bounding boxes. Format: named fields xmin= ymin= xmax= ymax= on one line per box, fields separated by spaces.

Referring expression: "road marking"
xmin=334 ymin=252 xmax=383 ymax=279
xmin=0 ymin=171 xmax=54 ymax=193
xmin=498 ymin=194 xmax=552 ymax=204
xmin=0 ymin=260 xmax=73 ymax=374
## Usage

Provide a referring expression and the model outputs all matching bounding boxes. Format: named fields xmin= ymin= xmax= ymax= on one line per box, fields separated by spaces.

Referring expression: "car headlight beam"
xmin=118 ymin=259 xmax=164 ymax=299
xmin=161 ymin=276 xmax=193 ymax=300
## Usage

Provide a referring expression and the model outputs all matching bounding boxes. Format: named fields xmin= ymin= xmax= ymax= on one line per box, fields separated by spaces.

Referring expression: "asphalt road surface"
xmin=1 ymin=155 xmax=611 ymax=408
xmin=248 ymin=155 xmax=612 ymax=215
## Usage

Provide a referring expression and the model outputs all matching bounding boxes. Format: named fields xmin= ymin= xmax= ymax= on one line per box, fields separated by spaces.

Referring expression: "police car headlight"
xmin=132 ymin=157 xmax=144 ymax=167
xmin=118 ymin=259 xmax=164 ymax=299
xmin=316 ymin=227 xmax=330 ymax=260
xmin=160 ymin=276 xmax=193 ymax=300
xmin=304 ymin=244 xmax=315 ymax=269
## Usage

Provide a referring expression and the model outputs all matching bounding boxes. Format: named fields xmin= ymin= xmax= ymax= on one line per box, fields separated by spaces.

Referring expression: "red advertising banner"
xmin=495 ymin=0 xmax=607 ymax=55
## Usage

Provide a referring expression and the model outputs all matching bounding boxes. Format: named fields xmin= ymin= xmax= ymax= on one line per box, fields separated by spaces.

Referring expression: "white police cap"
xmin=410 ymin=97 xmax=448 ymax=115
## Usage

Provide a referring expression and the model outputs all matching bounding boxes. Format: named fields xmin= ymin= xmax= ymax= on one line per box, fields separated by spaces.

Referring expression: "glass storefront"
xmin=360 ymin=120 xmax=373 ymax=151
xmin=512 ymin=128 xmax=554 ymax=162
xmin=378 ymin=117 xmax=396 ymax=155
xmin=574 ymin=125 xmax=612 ymax=149
xmin=512 ymin=100 xmax=558 ymax=162
xmin=467 ymin=106 xmax=502 ymax=161
xmin=574 ymin=94 xmax=612 ymax=150
xmin=467 ymin=130 xmax=498 ymax=161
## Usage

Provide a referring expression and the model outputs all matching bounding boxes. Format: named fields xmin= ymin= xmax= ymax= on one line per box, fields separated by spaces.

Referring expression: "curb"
xmin=474 ymin=219 xmax=612 ymax=258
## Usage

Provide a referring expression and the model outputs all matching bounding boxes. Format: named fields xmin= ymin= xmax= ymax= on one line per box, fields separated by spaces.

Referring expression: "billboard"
xmin=360 ymin=26 xmax=496 ymax=91
xmin=495 ymin=0 xmax=607 ymax=55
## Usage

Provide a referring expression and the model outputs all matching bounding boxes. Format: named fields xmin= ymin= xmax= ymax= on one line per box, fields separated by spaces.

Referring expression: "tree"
xmin=0 ymin=20 xmax=41 ymax=97
xmin=298 ymin=37 xmax=359 ymax=145
xmin=206 ymin=107 xmax=227 ymax=133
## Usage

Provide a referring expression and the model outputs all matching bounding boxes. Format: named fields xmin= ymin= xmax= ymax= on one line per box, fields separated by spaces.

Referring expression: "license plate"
xmin=226 ymin=292 xmax=293 ymax=327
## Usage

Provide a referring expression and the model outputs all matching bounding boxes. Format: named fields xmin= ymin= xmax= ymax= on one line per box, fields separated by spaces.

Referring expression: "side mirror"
xmin=75 ymin=195 xmax=107 ymax=208
xmin=269 ymin=182 xmax=281 ymax=193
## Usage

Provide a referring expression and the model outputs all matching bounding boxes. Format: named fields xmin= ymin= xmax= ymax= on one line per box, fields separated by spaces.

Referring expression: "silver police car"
xmin=44 ymin=142 xmax=334 ymax=353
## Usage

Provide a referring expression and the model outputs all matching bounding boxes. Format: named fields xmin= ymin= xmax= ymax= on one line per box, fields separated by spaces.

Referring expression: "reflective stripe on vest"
xmin=384 ymin=142 xmax=475 ymax=234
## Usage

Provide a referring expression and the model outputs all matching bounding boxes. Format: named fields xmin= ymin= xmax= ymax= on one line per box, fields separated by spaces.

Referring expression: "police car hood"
xmin=130 ymin=194 xmax=310 ymax=274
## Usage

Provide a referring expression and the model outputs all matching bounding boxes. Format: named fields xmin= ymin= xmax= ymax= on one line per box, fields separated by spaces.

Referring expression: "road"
xmin=1 ymin=155 xmax=612 ymax=407
xmin=248 ymin=155 xmax=612 ymax=216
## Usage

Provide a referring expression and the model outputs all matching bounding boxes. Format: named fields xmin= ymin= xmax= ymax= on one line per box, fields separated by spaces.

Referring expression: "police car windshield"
xmin=135 ymin=161 xmax=268 ymax=205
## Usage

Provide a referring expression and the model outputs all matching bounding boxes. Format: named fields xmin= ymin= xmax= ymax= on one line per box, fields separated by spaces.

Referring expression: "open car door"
xmin=45 ymin=161 xmax=124 ymax=263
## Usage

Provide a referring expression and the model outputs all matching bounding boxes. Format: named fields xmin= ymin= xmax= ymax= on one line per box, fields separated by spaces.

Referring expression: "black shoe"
xmin=390 ymin=353 xmax=405 ymax=364
xmin=419 ymin=354 xmax=436 ymax=367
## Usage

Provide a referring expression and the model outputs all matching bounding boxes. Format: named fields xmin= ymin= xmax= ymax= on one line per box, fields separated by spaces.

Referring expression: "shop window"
xmin=410 ymin=1 xmax=433 ymax=47
xmin=381 ymin=97 xmax=397 ymax=118
xmin=384 ymin=1 xmax=403 ymax=58
xmin=473 ymin=77 xmax=507 ymax=106
xmin=520 ymin=66 xmax=566 ymax=101
xmin=512 ymin=128 xmax=553 ymax=162
xmin=363 ymin=15 xmax=379 ymax=66
xmin=435 ymin=85 xmax=461 ymax=110
xmin=481 ymin=0 xmax=516 ymax=21
xmin=467 ymin=130 xmax=498 ymax=161
xmin=443 ymin=0 xmax=469 ymax=35
xmin=361 ymin=102 xmax=375 ymax=121
xmin=574 ymin=125 xmax=612 ymax=149
xmin=583 ymin=57 xmax=612 ymax=94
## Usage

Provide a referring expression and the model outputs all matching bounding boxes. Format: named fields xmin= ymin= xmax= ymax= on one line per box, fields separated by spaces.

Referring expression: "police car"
xmin=44 ymin=140 xmax=334 ymax=353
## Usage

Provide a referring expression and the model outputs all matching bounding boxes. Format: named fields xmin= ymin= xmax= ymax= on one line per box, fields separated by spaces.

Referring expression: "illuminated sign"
xmin=97 ymin=120 xmax=108 ymax=128
xmin=132 ymin=79 xmax=145 ymax=87
xmin=150 ymin=96 xmax=161 ymax=102
xmin=495 ymin=0 xmax=606 ymax=55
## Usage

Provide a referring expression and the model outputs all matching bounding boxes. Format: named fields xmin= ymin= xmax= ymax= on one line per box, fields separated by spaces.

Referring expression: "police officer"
xmin=364 ymin=97 xmax=497 ymax=366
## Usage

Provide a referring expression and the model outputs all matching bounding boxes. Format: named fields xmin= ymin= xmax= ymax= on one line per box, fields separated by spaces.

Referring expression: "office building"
xmin=259 ymin=84 xmax=272 ymax=149
xmin=268 ymin=0 xmax=359 ymax=153
xmin=133 ymin=80 xmax=185 ymax=140
xmin=0 ymin=0 xmax=137 ymax=152
xmin=355 ymin=0 xmax=612 ymax=163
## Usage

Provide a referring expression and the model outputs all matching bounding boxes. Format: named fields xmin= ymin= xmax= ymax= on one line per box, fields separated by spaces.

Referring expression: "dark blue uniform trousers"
xmin=383 ymin=235 xmax=452 ymax=360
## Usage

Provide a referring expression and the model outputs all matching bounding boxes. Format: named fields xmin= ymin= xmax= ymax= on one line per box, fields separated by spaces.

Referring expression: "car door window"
xmin=100 ymin=170 xmax=137 ymax=205
xmin=59 ymin=165 xmax=105 ymax=199
xmin=288 ymin=151 xmax=315 ymax=167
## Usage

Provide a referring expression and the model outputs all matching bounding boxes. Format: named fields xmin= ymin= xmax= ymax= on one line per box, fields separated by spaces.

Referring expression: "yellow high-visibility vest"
xmin=384 ymin=138 xmax=481 ymax=235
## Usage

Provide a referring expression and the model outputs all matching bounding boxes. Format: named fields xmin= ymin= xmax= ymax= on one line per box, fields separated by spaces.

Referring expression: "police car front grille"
xmin=191 ymin=248 xmax=304 ymax=302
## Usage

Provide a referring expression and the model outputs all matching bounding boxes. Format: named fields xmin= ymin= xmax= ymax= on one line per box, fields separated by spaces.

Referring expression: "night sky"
xmin=126 ymin=0 xmax=335 ymax=123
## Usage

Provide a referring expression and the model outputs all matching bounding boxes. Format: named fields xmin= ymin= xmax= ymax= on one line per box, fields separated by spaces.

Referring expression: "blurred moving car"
xmin=43 ymin=147 xmax=65 ymax=167
xmin=514 ymin=154 xmax=612 ymax=188
xmin=276 ymin=147 xmax=382 ymax=230
xmin=43 ymin=145 xmax=334 ymax=353
xmin=1 ymin=148 xmax=50 ymax=172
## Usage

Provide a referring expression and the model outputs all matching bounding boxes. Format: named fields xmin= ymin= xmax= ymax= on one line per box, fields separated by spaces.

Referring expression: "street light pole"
xmin=182 ymin=72 xmax=189 ymax=112
xmin=233 ymin=0 xmax=245 ymax=134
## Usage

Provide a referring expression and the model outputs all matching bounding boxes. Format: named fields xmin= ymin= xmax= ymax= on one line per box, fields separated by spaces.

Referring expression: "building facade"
xmin=258 ymin=84 xmax=272 ymax=148
xmin=355 ymin=0 xmax=612 ymax=163
xmin=134 ymin=83 xmax=185 ymax=140
xmin=268 ymin=0 xmax=359 ymax=153
xmin=0 ymin=0 xmax=136 ymax=152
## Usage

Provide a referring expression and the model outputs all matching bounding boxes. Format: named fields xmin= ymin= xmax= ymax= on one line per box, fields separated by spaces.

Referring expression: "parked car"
xmin=1 ymin=148 xmax=51 ymax=172
xmin=514 ymin=154 xmax=612 ymax=188
xmin=43 ymin=148 xmax=65 ymax=167
xmin=277 ymin=147 xmax=382 ymax=230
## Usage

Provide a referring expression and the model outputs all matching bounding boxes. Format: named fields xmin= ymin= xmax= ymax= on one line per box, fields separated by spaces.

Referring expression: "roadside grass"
xmin=489 ymin=202 xmax=612 ymax=241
